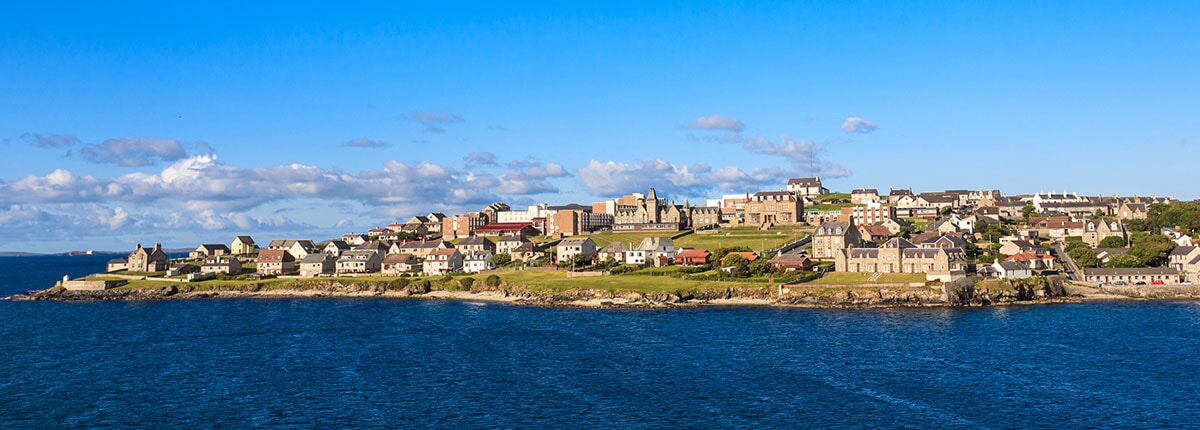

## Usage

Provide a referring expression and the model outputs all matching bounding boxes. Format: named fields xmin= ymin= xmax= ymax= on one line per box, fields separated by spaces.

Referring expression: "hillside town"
xmin=98 ymin=177 xmax=1200 ymax=289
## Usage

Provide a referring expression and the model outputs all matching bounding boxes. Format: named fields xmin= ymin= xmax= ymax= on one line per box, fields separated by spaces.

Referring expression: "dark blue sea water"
xmin=3 ymin=255 xmax=1200 ymax=428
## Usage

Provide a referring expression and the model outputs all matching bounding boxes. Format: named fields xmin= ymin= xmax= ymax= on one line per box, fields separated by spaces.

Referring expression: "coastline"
xmin=10 ymin=276 xmax=1199 ymax=309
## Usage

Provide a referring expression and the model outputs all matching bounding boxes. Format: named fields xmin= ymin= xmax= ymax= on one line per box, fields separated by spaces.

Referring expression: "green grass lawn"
xmin=802 ymin=272 xmax=928 ymax=285
xmin=813 ymin=193 xmax=851 ymax=203
xmin=676 ymin=226 xmax=810 ymax=251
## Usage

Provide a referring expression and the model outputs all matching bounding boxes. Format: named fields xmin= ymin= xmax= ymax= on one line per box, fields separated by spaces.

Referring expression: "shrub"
xmin=459 ymin=277 xmax=475 ymax=289
xmin=484 ymin=274 xmax=502 ymax=287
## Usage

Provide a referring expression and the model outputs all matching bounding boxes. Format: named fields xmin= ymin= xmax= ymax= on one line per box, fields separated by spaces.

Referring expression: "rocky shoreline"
xmin=11 ymin=276 xmax=1192 ymax=309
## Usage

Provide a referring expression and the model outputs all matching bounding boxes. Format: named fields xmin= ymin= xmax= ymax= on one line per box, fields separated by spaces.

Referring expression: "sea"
xmin=2 ymin=254 xmax=1199 ymax=428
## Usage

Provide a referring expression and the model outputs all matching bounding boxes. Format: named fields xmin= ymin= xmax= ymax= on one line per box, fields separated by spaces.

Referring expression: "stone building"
xmin=127 ymin=243 xmax=169 ymax=273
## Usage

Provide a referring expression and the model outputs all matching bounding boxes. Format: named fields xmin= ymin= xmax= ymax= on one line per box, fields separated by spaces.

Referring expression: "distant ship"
xmin=66 ymin=250 xmax=94 ymax=256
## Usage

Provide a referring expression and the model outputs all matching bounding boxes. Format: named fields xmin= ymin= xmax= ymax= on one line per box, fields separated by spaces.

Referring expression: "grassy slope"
xmin=802 ymin=272 xmax=928 ymax=285
xmin=582 ymin=225 xmax=811 ymax=252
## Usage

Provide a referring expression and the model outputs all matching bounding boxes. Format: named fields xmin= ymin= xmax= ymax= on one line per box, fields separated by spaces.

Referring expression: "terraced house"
xmin=834 ymin=237 xmax=968 ymax=282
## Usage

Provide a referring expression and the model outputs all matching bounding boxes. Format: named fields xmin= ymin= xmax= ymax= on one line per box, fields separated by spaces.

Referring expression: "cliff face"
xmin=10 ymin=277 xmax=1078 ymax=309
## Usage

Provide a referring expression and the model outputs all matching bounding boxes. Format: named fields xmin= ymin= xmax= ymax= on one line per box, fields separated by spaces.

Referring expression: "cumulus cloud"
xmin=344 ymin=137 xmax=388 ymax=149
xmin=465 ymin=152 xmax=498 ymax=166
xmin=494 ymin=162 xmax=571 ymax=195
xmin=688 ymin=115 xmax=745 ymax=132
xmin=578 ymin=159 xmax=789 ymax=197
xmin=841 ymin=117 xmax=878 ymax=133
xmin=742 ymin=136 xmax=852 ymax=178
xmin=21 ymin=132 xmax=80 ymax=148
xmin=407 ymin=111 xmax=464 ymax=133
xmin=79 ymin=137 xmax=190 ymax=166
xmin=0 ymin=152 xmax=577 ymax=218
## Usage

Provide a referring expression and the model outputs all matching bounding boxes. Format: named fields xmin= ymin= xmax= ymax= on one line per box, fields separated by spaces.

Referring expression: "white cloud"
xmin=21 ymin=132 xmax=80 ymax=148
xmin=0 ymin=151 xmax=580 ymax=218
xmin=407 ymin=111 xmax=464 ymax=133
xmin=841 ymin=117 xmax=878 ymax=133
xmin=344 ymin=137 xmax=388 ymax=148
xmin=494 ymin=162 xmax=571 ymax=195
xmin=741 ymin=135 xmax=852 ymax=178
xmin=465 ymin=152 xmax=498 ymax=166
xmin=688 ymin=115 xmax=745 ymax=132
xmin=79 ymin=137 xmax=191 ymax=166
xmin=578 ymin=159 xmax=790 ymax=198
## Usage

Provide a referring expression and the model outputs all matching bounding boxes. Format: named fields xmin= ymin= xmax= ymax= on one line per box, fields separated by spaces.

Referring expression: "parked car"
xmin=1152 ymin=280 xmax=1165 ymax=285
xmin=1183 ymin=281 xmax=1194 ymax=285
xmin=1134 ymin=281 xmax=1147 ymax=285
xmin=1114 ymin=281 xmax=1127 ymax=286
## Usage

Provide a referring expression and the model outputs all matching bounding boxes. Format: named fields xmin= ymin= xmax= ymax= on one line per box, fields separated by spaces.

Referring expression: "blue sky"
xmin=1 ymin=1 xmax=1197 ymax=252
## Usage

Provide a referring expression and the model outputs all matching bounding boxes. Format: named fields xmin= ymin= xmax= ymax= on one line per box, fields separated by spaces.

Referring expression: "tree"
xmin=1098 ymin=236 xmax=1127 ymax=248
xmin=1071 ymin=248 xmax=1099 ymax=268
xmin=1130 ymin=233 xmax=1175 ymax=267
xmin=722 ymin=254 xmax=750 ymax=278
xmin=749 ymin=257 xmax=774 ymax=276
xmin=1021 ymin=203 xmax=1037 ymax=221
xmin=491 ymin=253 xmax=512 ymax=266
xmin=1105 ymin=253 xmax=1144 ymax=268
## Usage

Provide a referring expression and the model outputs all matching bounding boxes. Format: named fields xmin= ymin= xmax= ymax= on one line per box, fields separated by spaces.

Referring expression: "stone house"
xmin=1081 ymin=219 xmax=1127 ymax=248
xmin=835 ymin=238 xmax=968 ymax=281
xmin=423 ymin=248 xmax=463 ymax=275
xmin=337 ymin=250 xmax=383 ymax=274
xmin=381 ymin=253 xmax=420 ymax=276
xmin=106 ymin=258 xmax=128 ymax=273
xmin=462 ymin=250 xmax=494 ymax=273
xmin=857 ymin=224 xmax=894 ymax=243
xmin=201 ymin=257 xmax=243 ymax=276
xmin=495 ymin=235 xmax=531 ymax=255
xmin=257 ymin=250 xmax=296 ymax=275
xmin=267 ymin=240 xmax=317 ymax=260
xmin=321 ymin=240 xmax=351 ymax=257
xmin=1117 ymin=202 xmax=1148 ymax=220
xmin=127 ymin=243 xmax=169 ymax=273
xmin=556 ymin=237 xmax=597 ymax=263
xmin=397 ymin=240 xmax=452 ymax=259
xmin=1169 ymin=246 xmax=1200 ymax=282
xmin=190 ymin=244 xmax=230 ymax=260
xmin=888 ymin=188 xmax=914 ymax=205
xmin=299 ymin=254 xmax=336 ymax=277
xmin=786 ymin=177 xmax=828 ymax=196
xmin=598 ymin=242 xmax=629 ymax=263
xmin=231 ymin=235 xmax=258 ymax=255
xmin=768 ymin=253 xmax=812 ymax=271
xmin=992 ymin=261 xmax=1032 ymax=279
xmin=457 ymin=237 xmax=496 ymax=254
xmin=745 ymin=191 xmax=804 ymax=227
xmin=850 ymin=188 xmax=880 ymax=205
xmin=509 ymin=242 xmax=547 ymax=263
xmin=999 ymin=240 xmax=1043 ymax=256
xmin=1083 ymin=267 xmax=1179 ymax=285
xmin=1005 ymin=250 xmax=1056 ymax=271
xmin=812 ymin=221 xmax=862 ymax=260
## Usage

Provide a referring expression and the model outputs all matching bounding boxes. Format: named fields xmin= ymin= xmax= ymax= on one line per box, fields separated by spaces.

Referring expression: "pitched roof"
xmin=458 ymin=237 xmax=493 ymax=246
xmin=769 ymin=253 xmax=810 ymax=265
xmin=1083 ymin=267 xmax=1179 ymax=276
xmin=787 ymin=177 xmax=821 ymax=186
xmin=300 ymin=254 xmax=332 ymax=263
xmin=676 ymin=249 xmax=711 ymax=259
xmin=558 ymin=237 xmax=594 ymax=246
xmin=882 ymin=237 xmax=916 ymax=249
xmin=1169 ymin=246 xmax=1197 ymax=257
xmin=234 ymin=235 xmax=255 ymax=244
xmin=382 ymin=253 xmax=418 ymax=264
xmin=995 ymin=261 xmax=1029 ymax=271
